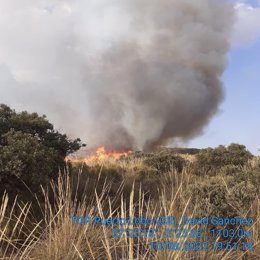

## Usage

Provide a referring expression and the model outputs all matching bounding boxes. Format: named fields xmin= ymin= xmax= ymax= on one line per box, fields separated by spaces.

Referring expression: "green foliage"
xmin=186 ymin=175 xmax=258 ymax=217
xmin=185 ymin=154 xmax=260 ymax=218
xmin=191 ymin=143 xmax=253 ymax=176
xmin=143 ymin=152 xmax=186 ymax=173
xmin=0 ymin=130 xmax=60 ymax=186
xmin=185 ymin=145 xmax=258 ymax=218
xmin=0 ymin=104 xmax=83 ymax=194
xmin=0 ymin=104 xmax=82 ymax=157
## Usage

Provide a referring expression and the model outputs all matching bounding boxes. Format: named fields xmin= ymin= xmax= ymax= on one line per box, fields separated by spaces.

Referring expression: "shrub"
xmin=185 ymin=175 xmax=258 ymax=217
xmin=143 ymin=151 xmax=186 ymax=173
xmin=191 ymin=143 xmax=253 ymax=176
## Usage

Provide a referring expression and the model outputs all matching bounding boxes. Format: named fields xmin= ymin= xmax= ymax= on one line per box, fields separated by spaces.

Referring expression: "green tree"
xmin=0 ymin=104 xmax=84 ymax=193
xmin=0 ymin=104 xmax=82 ymax=156
xmin=0 ymin=130 xmax=59 ymax=185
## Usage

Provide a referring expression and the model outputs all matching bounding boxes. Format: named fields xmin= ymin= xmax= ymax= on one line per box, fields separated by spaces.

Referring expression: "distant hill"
xmin=161 ymin=147 xmax=201 ymax=155
xmin=148 ymin=146 xmax=200 ymax=155
xmin=132 ymin=147 xmax=201 ymax=158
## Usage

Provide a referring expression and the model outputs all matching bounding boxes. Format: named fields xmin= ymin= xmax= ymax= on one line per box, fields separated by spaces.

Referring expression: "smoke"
xmin=0 ymin=0 xmax=234 ymax=151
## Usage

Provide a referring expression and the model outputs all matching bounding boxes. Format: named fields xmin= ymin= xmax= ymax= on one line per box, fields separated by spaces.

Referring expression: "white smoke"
xmin=0 ymin=0 xmax=234 ymax=151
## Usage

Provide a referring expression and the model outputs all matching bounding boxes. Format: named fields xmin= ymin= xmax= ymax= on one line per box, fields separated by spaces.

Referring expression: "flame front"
xmin=65 ymin=146 xmax=131 ymax=164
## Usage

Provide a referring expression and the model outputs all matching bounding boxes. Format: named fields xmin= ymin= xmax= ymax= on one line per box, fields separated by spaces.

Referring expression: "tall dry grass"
xmin=0 ymin=159 xmax=259 ymax=259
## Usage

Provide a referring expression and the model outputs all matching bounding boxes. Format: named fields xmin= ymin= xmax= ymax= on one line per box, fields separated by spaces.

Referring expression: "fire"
xmin=65 ymin=146 xmax=132 ymax=164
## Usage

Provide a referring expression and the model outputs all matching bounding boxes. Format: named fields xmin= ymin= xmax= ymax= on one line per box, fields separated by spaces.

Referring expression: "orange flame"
xmin=65 ymin=146 xmax=132 ymax=164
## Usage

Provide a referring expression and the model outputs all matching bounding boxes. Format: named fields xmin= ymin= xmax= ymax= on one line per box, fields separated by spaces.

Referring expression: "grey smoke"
xmin=0 ymin=0 xmax=234 ymax=151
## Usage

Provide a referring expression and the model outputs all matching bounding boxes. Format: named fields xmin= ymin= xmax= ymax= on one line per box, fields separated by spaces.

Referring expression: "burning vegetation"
xmin=65 ymin=146 xmax=132 ymax=164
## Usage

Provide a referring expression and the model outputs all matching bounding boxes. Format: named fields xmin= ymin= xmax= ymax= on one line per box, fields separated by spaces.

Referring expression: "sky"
xmin=190 ymin=0 xmax=260 ymax=154
xmin=0 ymin=0 xmax=259 ymax=154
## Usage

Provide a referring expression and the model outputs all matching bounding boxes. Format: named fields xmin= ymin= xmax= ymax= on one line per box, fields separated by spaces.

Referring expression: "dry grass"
xmin=0 ymin=159 xmax=259 ymax=260
xmin=177 ymin=154 xmax=196 ymax=163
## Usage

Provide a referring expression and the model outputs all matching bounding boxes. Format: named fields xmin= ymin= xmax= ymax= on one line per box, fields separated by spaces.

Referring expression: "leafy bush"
xmin=0 ymin=104 xmax=83 ymax=195
xmin=191 ymin=143 xmax=253 ymax=176
xmin=143 ymin=152 xmax=186 ymax=173
xmin=0 ymin=104 xmax=83 ymax=157
xmin=185 ymin=175 xmax=258 ymax=217
xmin=0 ymin=130 xmax=60 ymax=185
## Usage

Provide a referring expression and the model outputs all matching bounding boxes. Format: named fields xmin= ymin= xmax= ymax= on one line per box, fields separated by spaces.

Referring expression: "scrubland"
xmin=0 ymin=145 xmax=260 ymax=259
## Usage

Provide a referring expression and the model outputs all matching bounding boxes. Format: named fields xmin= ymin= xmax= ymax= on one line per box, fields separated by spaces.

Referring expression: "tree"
xmin=0 ymin=130 xmax=59 ymax=185
xmin=0 ymin=104 xmax=84 ymax=194
xmin=0 ymin=104 xmax=83 ymax=155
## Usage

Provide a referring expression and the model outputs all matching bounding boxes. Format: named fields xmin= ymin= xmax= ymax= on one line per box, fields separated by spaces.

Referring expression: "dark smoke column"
xmin=87 ymin=0 xmax=234 ymax=151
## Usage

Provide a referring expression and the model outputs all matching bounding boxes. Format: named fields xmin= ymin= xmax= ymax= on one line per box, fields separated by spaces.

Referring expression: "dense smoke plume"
xmin=0 ymin=0 xmax=234 ymax=151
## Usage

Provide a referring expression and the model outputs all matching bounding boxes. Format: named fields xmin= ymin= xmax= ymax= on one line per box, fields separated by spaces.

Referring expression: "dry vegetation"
xmin=0 ymin=147 xmax=260 ymax=260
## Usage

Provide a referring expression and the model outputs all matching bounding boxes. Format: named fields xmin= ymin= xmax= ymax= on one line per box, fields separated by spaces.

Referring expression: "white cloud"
xmin=232 ymin=1 xmax=260 ymax=47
